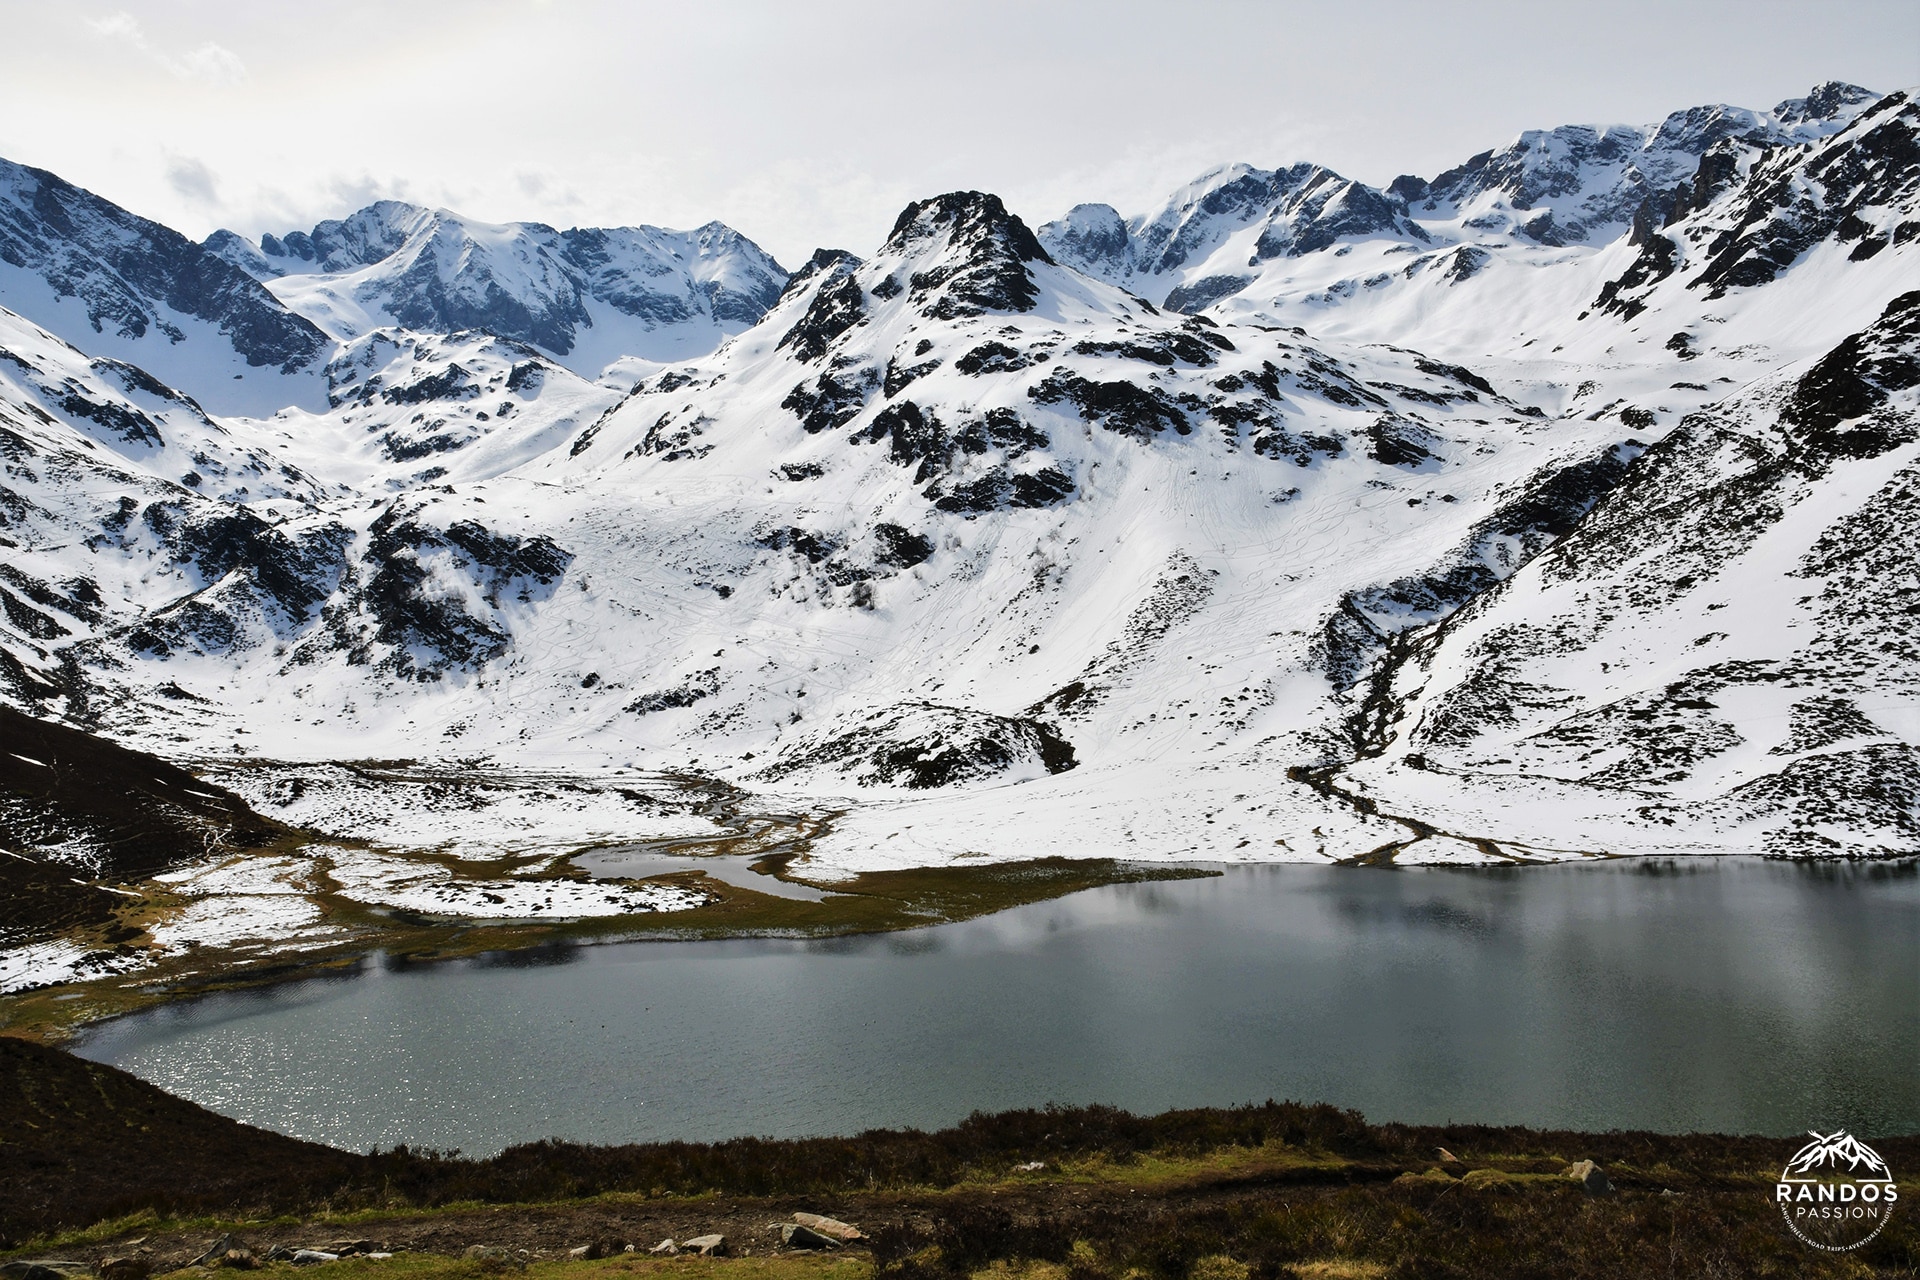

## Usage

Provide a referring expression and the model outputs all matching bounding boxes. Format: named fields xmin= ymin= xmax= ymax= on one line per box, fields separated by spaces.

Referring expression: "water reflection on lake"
xmin=76 ymin=860 xmax=1920 ymax=1155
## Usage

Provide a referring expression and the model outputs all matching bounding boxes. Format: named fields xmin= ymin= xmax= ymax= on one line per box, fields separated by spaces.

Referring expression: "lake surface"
xmin=77 ymin=860 xmax=1919 ymax=1155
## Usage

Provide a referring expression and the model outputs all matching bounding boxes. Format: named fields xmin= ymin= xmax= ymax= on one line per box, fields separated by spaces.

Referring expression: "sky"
xmin=3 ymin=0 xmax=1916 ymax=268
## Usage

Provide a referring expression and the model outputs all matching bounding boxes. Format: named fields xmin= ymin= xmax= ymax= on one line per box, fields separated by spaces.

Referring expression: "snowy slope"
xmin=0 ymin=302 xmax=340 ymax=705
xmin=208 ymin=204 xmax=788 ymax=376
xmin=2 ymin=83 xmax=1918 ymax=876
xmin=1336 ymin=290 xmax=1920 ymax=859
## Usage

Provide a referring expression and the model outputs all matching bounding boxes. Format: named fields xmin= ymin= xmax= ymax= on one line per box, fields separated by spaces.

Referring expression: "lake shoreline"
xmin=1 ymin=857 xmax=1221 ymax=1046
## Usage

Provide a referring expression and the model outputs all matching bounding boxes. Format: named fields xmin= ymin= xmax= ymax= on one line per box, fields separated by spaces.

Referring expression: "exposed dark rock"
xmin=383 ymin=364 xmax=481 ymax=406
xmin=1412 ymin=357 xmax=1495 ymax=397
xmin=1781 ymin=289 xmax=1920 ymax=455
xmin=1595 ymin=236 xmax=1678 ymax=318
xmin=1696 ymin=94 xmax=1920 ymax=298
xmin=755 ymin=525 xmax=840 ymax=564
xmin=929 ymin=464 xmax=1072 ymax=514
xmin=952 ymin=408 xmax=1049 ymax=458
xmin=1164 ymin=275 xmax=1252 ymax=313
xmin=777 ymin=268 xmax=865 ymax=363
xmin=1319 ymin=440 xmax=1645 ymax=687
xmin=357 ymin=509 xmax=570 ymax=679
xmin=1440 ymin=246 xmax=1491 ymax=283
xmin=635 ymin=409 xmax=715 ymax=461
xmin=1028 ymin=369 xmax=1188 ymax=439
xmin=774 ymin=249 xmax=863 ymax=305
xmin=626 ymin=668 xmax=720 ymax=715
xmin=756 ymin=702 xmax=1076 ymax=789
xmin=883 ymin=355 xmax=940 ymax=397
xmin=886 ymin=192 xmax=1052 ymax=318
xmin=1248 ymin=170 xmax=1429 ymax=260
xmin=873 ymin=523 xmax=934 ymax=568
xmin=1364 ymin=417 xmax=1442 ymax=468
xmin=851 ymin=401 xmax=947 ymax=481
xmin=1069 ymin=327 xmax=1225 ymax=367
xmin=955 ymin=341 xmax=1036 ymax=376
xmin=782 ymin=369 xmax=874 ymax=434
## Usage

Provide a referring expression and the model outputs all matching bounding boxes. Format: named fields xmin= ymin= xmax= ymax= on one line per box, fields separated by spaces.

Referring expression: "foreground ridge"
xmin=5 ymin=1037 xmax=1916 ymax=1277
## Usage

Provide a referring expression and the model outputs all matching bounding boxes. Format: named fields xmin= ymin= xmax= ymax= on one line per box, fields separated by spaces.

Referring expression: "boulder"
xmin=219 ymin=1253 xmax=259 ymax=1271
xmin=287 ymin=1253 xmax=335 ymax=1267
xmin=791 ymin=1213 xmax=864 ymax=1242
xmin=190 ymin=1238 xmax=243 ymax=1268
xmin=322 ymin=1243 xmax=376 ymax=1258
xmin=1566 ymin=1159 xmax=1613 ymax=1195
xmin=647 ymin=1241 xmax=678 ymax=1257
xmin=681 ymin=1236 xmax=726 ymax=1257
xmin=779 ymin=1225 xmax=839 ymax=1251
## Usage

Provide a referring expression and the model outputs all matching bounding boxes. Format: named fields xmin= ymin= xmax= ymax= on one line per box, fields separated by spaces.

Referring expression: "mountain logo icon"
xmin=1777 ymin=1129 xmax=1899 ymax=1251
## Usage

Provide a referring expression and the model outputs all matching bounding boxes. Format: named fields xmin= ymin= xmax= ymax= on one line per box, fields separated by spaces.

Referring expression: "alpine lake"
xmin=70 ymin=857 xmax=1920 ymax=1155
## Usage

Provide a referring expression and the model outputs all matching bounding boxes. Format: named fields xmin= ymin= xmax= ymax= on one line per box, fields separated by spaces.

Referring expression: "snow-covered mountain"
xmin=1043 ymin=83 xmax=1878 ymax=308
xmin=3 ymin=81 xmax=1918 ymax=875
xmin=205 ymin=203 xmax=788 ymax=375
xmin=0 ymin=159 xmax=330 ymax=415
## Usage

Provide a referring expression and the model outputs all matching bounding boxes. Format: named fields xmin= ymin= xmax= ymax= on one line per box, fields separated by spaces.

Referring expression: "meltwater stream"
xmin=77 ymin=861 xmax=1919 ymax=1154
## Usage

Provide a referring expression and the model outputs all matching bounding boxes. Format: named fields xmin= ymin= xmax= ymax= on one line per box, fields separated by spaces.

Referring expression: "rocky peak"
xmin=259 ymin=200 xmax=428 ymax=273
xmin=1249 ymin=168 xmax=1427 ymax=260
xmin=1038 ymin=203 xmax=1132 ymax=276
xmin=882 ymin=191 xmax=1051 ymax=262
xmin=1774 ymin=81 xmax=1879 ymax=127
xmin=879 ymin=191 xmax=1052 ymax=319
xmin=1051 ymin=163 xmax=1426 ymax=309
xmin=1128 ymin=164 xmax=1298 ymax=276
xmin=774 ymin=248 xmax=863 ymax=307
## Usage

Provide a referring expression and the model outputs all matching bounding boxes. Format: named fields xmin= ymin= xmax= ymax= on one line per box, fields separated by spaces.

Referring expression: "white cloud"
xmin=87 ymin=10 xmax=247 ymax=87
xmin=164 ymin=155 xmax=218 ymax=204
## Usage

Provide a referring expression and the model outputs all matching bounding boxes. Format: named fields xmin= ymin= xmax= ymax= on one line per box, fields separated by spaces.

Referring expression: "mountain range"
xmin=2 ymin=79 xmax=1916 ymax=891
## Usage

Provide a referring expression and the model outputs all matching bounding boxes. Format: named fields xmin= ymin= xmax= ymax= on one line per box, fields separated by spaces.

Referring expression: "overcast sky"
xmin=3 ymin=0 xmax=1916 ymax=267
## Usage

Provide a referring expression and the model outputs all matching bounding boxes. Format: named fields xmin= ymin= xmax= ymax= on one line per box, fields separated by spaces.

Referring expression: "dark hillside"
xmin=0 ymin=707 xmax=284 ymax=950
